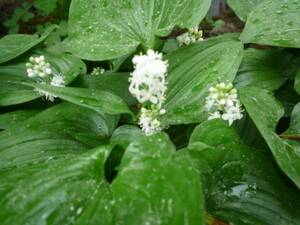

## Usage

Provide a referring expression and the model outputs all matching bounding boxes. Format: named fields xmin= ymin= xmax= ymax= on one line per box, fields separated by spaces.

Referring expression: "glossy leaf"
xmin=286 ymin=103 xmax=300 ymax=133
xmin=74 ymin=73 xmax=136 ymax=105
xmin=68 ymin=0 xmax=211 ymax=60
xmin=240 ymin=87 xmax=300 ymax=188
xmin=0 ymin=146 xmax=111 ymax=225
xmin=0 ymin=129 xmax=205 ymax=224
xmin=227 ymin=0 xmax=262 ymax=21
xmin=240 ymin=0 xmax=300 ymax=48
xmin=187 ymin=119 xmax=300 ymax=225
xmin=234 ymin=49 xmax=290 ymax=91
xmin=0 ymin=109 xmax=40 ymax=130
xmin=26 ymin=82 xmax=134 ymax=117
xmin=0 ymin=25 xmax=56 ymax=64
xmin=110 ymin=125 xmax=143 ymax=149
xmin=276 ymin=82 xmax=300 ymax=117
xmin=108 ymin=133 xmax=205 ymax=225
xmin=162 ymin=37 xmax=243 ymax=125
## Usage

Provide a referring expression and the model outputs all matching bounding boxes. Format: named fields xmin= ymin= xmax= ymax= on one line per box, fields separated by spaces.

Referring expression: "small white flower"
xmin=91 ymin=67 xmax=105 ymax=76
xmin=205 ymin=82 xmax=243 ymax=126
xmin=26 ymin=55 xmax=68 ymax=102
xmin=177 ymin=27 xmax=204 ymax=46
xmin=36 ymin=89 xmax=56 ymax=102
xmin=208 ymin=111 xmax=221 ymax=120
xmin=26 ymin=55 xmax=52 ymax=78
xmin=51 ymin=75 xmax=65 ymax=87
xmin=129 ymin=49 xmax=168 ymax=107
xmin=130 ymin=50 xmax=168 ymax=135
xmin=138 ymin=107 xmax=163 ymax=136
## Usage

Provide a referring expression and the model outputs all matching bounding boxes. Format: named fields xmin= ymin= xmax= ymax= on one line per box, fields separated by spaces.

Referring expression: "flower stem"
xmin=205 ymin=213 xmax=229 ymax=225
xmin=279 ymin=134 xmax=300 ymax=141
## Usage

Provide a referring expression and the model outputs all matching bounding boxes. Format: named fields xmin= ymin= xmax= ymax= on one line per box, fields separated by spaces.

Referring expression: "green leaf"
xmin=240 ymin=0 xmax=300 ymax=48
xmin=110 ymin=125 xmax=143 ymax=148
xmin=286 ymin=103 xmax=300 ymax=134
xmin=107 ymin=133 xmax=205 ymax=225
xmin=0 ymin=131 xmax=204 ymax=224
xmin=187 ymin=119 xmax=300 ymax=225
xmin=0 ymin=109 xmax=40 ymax=130
xmin=240 ymin=87 xmax=300 ymax=188
xmin=234 ymin=49 xmax=290 ymax=91
xmin=294 ymin=70 xmax=300 ymax=95
xmin=0 ymin=146 xmax=111 ymax=225
xmin=73 ymin=73 xmax=136 ymax=105
xmin=0 ymin=102 xmax=117 ymax=170
xmin=33 ymin=0 xmax=59 ymax=15
xmin=276 ymin=82 xmax=300 ymax=117
xmin=234 ymin=114 xmax=269 ymax=150
xmin=68 ymin=0 xmax=211 ymax=60
xmin=0 ymin=25 xmax=56 ymax=64
xmin=0 ymin=50 xmax=86 ymax=106
xmin=25 ymin=83 xmax=134 ymax=117
xmin=162 ymin=36 xmax=243 ymax=125
xmin=162 ymin=39 xmax=180 ymax=53
xmin=227 ymin=0 xmax=263 ymax=21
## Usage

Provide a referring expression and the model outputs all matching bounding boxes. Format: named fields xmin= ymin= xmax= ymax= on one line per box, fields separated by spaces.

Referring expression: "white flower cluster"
xmin=26 ymin=55 xmax=52 ymax=78
xmin=205 ymin=82 xmax=243 ymax=126
xmin=138 ymin=107 xmax=166 ymax=136
xmin=26 ymin=55 xmax=65 ymax=102
xmin=176 ymin=27 xmax=204 ymax=46
xmin=91 ymin=67 xmax=105 ymax=76
xmin=129 ymin=49 xmax=168 ymax=136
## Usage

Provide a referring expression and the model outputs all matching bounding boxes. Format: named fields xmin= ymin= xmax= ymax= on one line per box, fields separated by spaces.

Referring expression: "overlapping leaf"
xmin=240 ymin=0 xmax=300 ymax=48
xmin=0 ymin=109 xmax=40 ymax=130
xmin=26 ymin=83 xmax=133 ymax=117
xmin=74 ymin=73 xmax=136 ymax=105
xmin=240 ymin=87 xmax=300 ymax=188
xmin=0 ymin=146 xmax=111 ymax=225
xmin=185 ymin=119 xmax=300 ymax=225
xmin=0 ymin=102 xmax=117 ymax=170
xmin=0 ymin=128 xmax=205 ymax=224
xmin=68 ymin=0 xmax=211 ymax=60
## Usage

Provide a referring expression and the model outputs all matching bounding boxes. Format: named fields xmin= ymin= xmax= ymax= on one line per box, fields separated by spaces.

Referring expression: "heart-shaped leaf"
xmin=186 ymin=119 xmax=300 ymax=225
xmin=0 ymin=25 xmax=56 ymax=64
xmin=240 ymin=0 xmax=300 ymax=48
xmin=0 ymin=146 xmax=111 ymax=225
xmin=162 ymin=36 xmax=243 ymax=125
xmin=240 ymin=87 xmax=300 ymax=188
xmin=68 ymin=0 xmax=211 ymax=60
xmin=0 ymin=129 xmax=205 ymax=224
